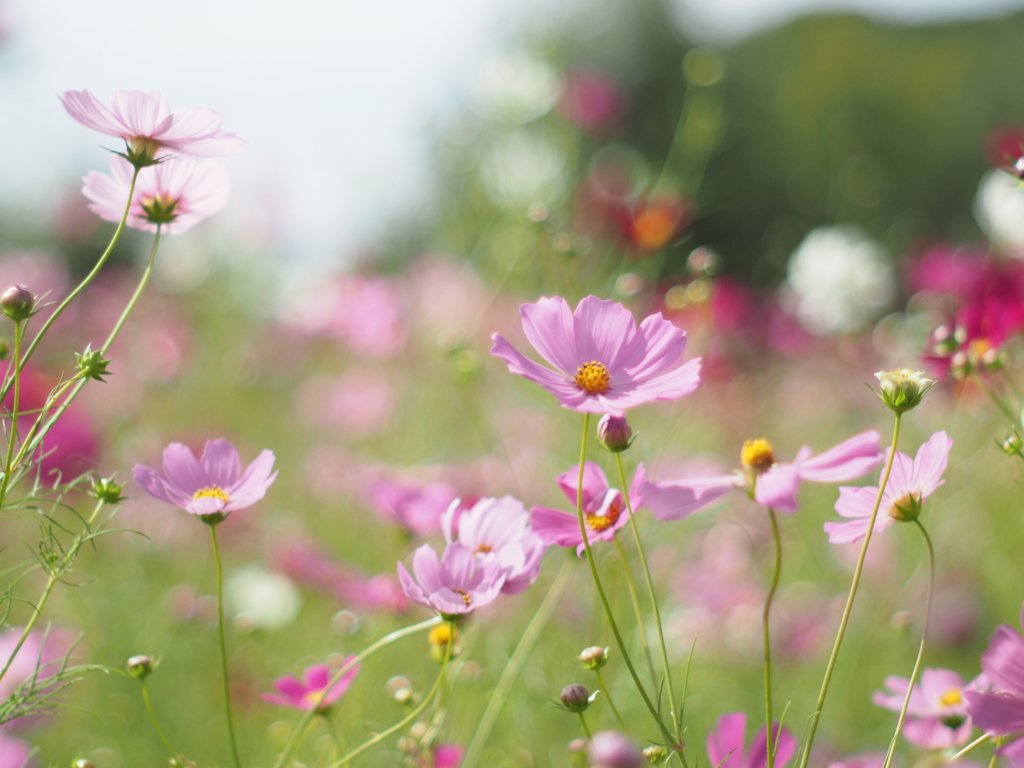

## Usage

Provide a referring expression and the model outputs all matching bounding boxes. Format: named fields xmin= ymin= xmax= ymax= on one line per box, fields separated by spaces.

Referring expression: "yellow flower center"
xmin=575 ymin=361 xmax=611 ymax=395
xmin=474 ymin=543 xmax=493 ymax=554
xmin=301 ymin=689 xmax=328 ymax=709
xmin=430 ymin=624 xmax=455 ymax=645
xmin=585 ymin=495 xmax=623 ymax=532
xmin=741 ymin=439 xmax=775 ymax=473
xmin=939 ymin=688 xmax=963 ymax=707
xmin=453 ymin=588 xmax=472 ymax=606
xmin=193 ymin=486 xmax=230 ymax=503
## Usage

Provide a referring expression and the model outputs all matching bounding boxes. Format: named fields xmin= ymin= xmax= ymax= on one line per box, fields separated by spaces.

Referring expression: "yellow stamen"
xmin=939 ymin=688 xmax=963 ymax=707
xmin=575 ymin=361 xmax=611 ymax=395
xmin=429 ymin=624 xmax=457 ymax=646
xmin=301 ymin=690 xmax=328 ymax=709
xmin=193 ymin=485 xmax=230 ymax=503
xmin=453 ymin=588 xmax=471 ymax=606
xmin=585 ymin=496 xmax=623 ymax=533
xmin=740 ymin=439 xmax=775 ymax=473
xmin=474 ymin=543 xmax=493 ymax=554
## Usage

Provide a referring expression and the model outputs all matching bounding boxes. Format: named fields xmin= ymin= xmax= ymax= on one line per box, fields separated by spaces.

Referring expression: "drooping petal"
xmin=755 ymin=463 xmax=802 ymax=514
xmin=59 ymin=90 xmax=129 ymax=137
xmin=642 ymin=476 xmax=737 ymax=521
xmin=796 ymin=431 xmax=883 ymax=482
xmin=520 ymin=296 xmax=581 ymax=374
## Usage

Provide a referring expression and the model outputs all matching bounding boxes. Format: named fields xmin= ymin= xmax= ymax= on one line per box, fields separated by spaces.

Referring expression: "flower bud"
xmin=0 ymin=285 xmax=33 ymax=322
xmin=1003 ymin=435 xmax=1022 ymax=456
xmin=429 ymin=623 xmax=459 ymax=662
xmin=568 ymin=738 xmax=589 ymax=754
xmin=888 ymin=492 xmax=922 ymax=523
xmin=74 ymin=761 xmax=95 ymax=768
xmin=560 ymin=683 xmax=592 ymax=713
xmin=597 ymin=415 xmax=633 ymax=453
xmin=589 ymin=730 xmax=643 ymax=768
xmin=874 ymin=369 xmax=934 ymax=414
xmin=393 ymin=686 xmax=414 ymax=705
xmin=127 ymin=654 xmax=154 ymax=679
xmin=579 ymin=646 xmax=608 ymax=670
xmin=643 ymin=746 xmax=667 ymax=764
xmin=92 ymin=477 xmax=126 ymax=505
xmin=76 ymin=344 xmax=112 ymax=382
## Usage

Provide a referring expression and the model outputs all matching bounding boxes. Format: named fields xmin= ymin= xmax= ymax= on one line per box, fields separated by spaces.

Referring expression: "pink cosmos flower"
xmin=430 ymin=745 xmax=464 ymax=768
xmin=707 ymin=712 xmax=797 ymax=768
xmin=370 ymin=478 xmax=460 ymax=537
xmin=60 ymin=90 xmax=244 ymax=158
xmin=491 ymin=296 xmax=701 ymax=416
xmin=441 ymin=496 xmax=546 ymax=595
xmin=643 ymin=431 xmax=882 ymax=519
xmin=589 ymin=730 xmax=643 ymax=768
xmin=530 ymin=461 xmax=644 ymax=556
xmin=397 ymin=542 xmax=506 ymax=618
xmin=824 ymin=431 xmax=952 ymax=544
xmin=964 ymin=604 xmax=1024 ymax=762
xmin=133 ymin=438 xmax=277 ymax=522
xmin=873 ymin=668 xmax=980 ymax=748
xmin=261 ymin=658 xmax=359 ymax=712
xmin=0 ymin=731 xmax=33 ymax=768
xmin=83 ymin=155 xmax=230 ymax=235
xmin=0 ymin=625 xmax=76 ymax=729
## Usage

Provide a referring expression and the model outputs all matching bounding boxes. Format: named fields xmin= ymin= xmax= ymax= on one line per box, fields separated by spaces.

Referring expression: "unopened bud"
xmin=579 ymin=645 xmax=608 ymax=670
xmin=127 ymin=654 xmax=154 ymax=679
xmin=874 ymin=369 xmax=934 ymax=414
xmin=74 ymin=761 xmax=95 ymax=768
xmin=408 ymin=721 xmax=428 ymax=740
xmin=1015 ymin=156 xmax=1024 ymax=181
xmin=560 ymin=683 xmax=592 ymax=713
xmin=644 ymin=745 xmax=667 ymax=764
xmin=888 ymin=492 xmax=922 ymax=522
xmin=429 ymin=623 xmax=459 ymax=662
xmin=393 ymin=687 xmax=414 ymax=705
xmin=92 ymin=477 xmax=125 ymax=505
xmin=597 ymin=415 xmax=633 ymax=453
xmin=0 ymin=285 xmax=33 ymax=322
xmin=1003 ymin=435 xmax=1023 ymax=456
xmin=76 ymin=344 xmax=112 ymax=382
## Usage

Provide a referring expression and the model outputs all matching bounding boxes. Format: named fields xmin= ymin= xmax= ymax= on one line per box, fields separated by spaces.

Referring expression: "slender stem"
xmin=952 ymin=734 xmax=992 ymax=762
xmin=0 ymin=320 xmax=24 ymax=507
xmin=329 ymin=621 xmax=454 ymax=767
xmin=578 ymin=712 xmax=593 ymax=740
xmin=320 ymin=712 xmax=344 ymax=757
xmin=613 ymin=535 xmax=657 ymax=686
xmin=797 ymin=414 xmax=902 ymax=768
xmin=595 ymin=668 xmax=629 ymax=734
xmin=989 ymin=736 xmax=1004 ymax=768
xmin=209 ymin=524 xmax=242 ymax=768
xmin=462 ymin=558 xmax=574 ymax=768
xmin=616 ymin=452 xmax=682 ymax=746
xmin=141 ymin=678 xmax=176 ymax=757
xmin=273 ymin=616 xmax=442 ymax=768
xmin=763 ymin=508 xmax=782 ymax=768
xmin=574 ymin=416 xmax=671 ymax=742
xmin=881 ymin=521 xmax=935 ymax=768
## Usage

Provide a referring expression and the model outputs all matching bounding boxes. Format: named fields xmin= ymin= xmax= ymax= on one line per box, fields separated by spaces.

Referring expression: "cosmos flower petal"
xmin=530 ymin=506 xmax=585 ymax=550
xmin=911 ymin=431 xmax=953 ymax=496
xmin=59 ymin=89 xmax=129 ymax=136
xmin=555 ymin=462 xmax=609 ymax=509
xmin=981 ymin=625 xmax=1024 ymax=697
xmin=965 ymin=691 xmax=1024 ymax=733
xmin=187 ymin=496 xmax=226 ymax=515
xmin=620 ymin=312 xmax=689 ymax=380
xmin=225 ymin=450 xmax=277 ymax=510
xmin=748 ymin=724 xmax=797 ymax=768
xmin=606 ymin=358 xmax=702 ymax=410
xmin=490 ymin=334 xmax=587 ymax=403
xmin=160 ymin=442 xmax=204 ymax=495
xmin=199 ymin=438 xmax=242 ymax=489
xmin=754 ymin=463 xmax=802 ymax=514
xmin=109 ymin=90 xmax=171 ymax=136
xmin=520 ymin=296 xmax=580 ymax=374
xmin=440 ymin=542 xmax=477 ymax=589
xmin=572 ymin=295 xmax=637 ymax=372
xmin=707 ymin=712 xmax=748 ymax=768
xmin=641 ymin=476 xmax=736 ymax=521
xmin=796 ymin=430 xmax=883 ymax=482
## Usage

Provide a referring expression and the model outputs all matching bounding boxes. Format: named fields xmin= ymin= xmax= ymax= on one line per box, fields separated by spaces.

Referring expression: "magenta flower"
xmin=824 ymin=431 xmax=952 ymax=544
xmin=369 ymin=478 xmax=460 ymax=537
xmin=60 ymin=89 xmax=244 ymax=160
xmin=441 ymin=496 xmax=547 ymax=595
xmin=133 ymin=438 xmax=277 ymax=523
xmin=83 ymin=155 xmax=230 ymax=235
xmin=491 ymin=296 xmax=701 ymax=416
xmin=706 ymin=712 xmax=797 ymax=768
xmin=530 ymin=461 xmax=644 ymax=556
xmin=589 ymin=730 xmax=643 ymax=768
xmin=964 ymin=605 xmax=1024 ymax=756
xmin=397 ymin=542 xmax=506 ymax=618
xmin=261 ymin=658 xmax=359 ymax=712
xmin=431 ymin=745 xmax=464 ymax=768
xmin=873 ymin=668 xmax=980 ymax=748
xmin=643 ymin=431 xmax=882 ymax=519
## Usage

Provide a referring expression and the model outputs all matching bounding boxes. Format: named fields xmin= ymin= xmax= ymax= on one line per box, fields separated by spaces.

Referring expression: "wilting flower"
xmin=133 ymin=438 xmax=277 ymax=523
xmin=706 ymin=712 xmax=797 ymax=768
xmin=589 ymin=730 xmax=643 ymax=768
xmin=370 ymin=478 xmax=460 ymax=537
xmin=873 ymin=668 xmax=979 ymax=748
xmin=60 ymin=89 xmax=244 ymax=163
xmin=261 ymin=659 xmax=359 ymax=712
xmin=531 ymin=461 xmax=644 ymax=556
xmin=964 ymin=604 xmax=1024 ymax=762
xmin=397 ymin=542 xmax=506 ymax=619
xmin=643 ymin=432 xmax=882 ymax=519
xmin=491 ymin=296 xmax=701 ymax=416
xmin=824 ymin=431 xmax=952 ymax=544
xmin=83 ymin=155 xmax=230 ymax=234
xmin=441 ymin=496 xmax=546 ymax=595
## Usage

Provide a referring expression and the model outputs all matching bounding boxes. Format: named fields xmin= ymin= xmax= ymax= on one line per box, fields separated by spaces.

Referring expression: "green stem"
xmin=578 ymin=712 xmax=593 ymax=740
xmin=209 ymin=524 xmax=242 ymax=768
xmin=462 ymin=558 xmax=573 ymax=768
xmin=273 ymin=616 xmax=442 ymax=768
xmin=613 ymin=535 xmax=657 ymax=686
xmin=989 ymin=736 xmax=1004 ymax=768
xmin=616 ymin=452 xmax=682 ymax=747
xmin=595 ymin=668 xmax=629 ymax=734
xmin=797 ymin=414 xmax=902 ymax=768
xmin=320 ymin=712 xmax=344 ymax=758
xmin=141 ymin=678 xmax=176 ymax=757
xmin=974 ymin=373 xmax=1018 ymax=424
xmin=329 ymin=621 xmax=454 ymax=767
xmin=763 ymin=508 xmax=782 ymax=768
xmin=952 ymin=734 xmax=992 ymax=762
xmin=881 ymin=521 xmax=935 ymax=768
xmin=0 ymin=320 xmax=23 ymax=506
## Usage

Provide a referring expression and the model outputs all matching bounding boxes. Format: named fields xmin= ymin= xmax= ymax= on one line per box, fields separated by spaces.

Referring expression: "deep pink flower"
xmin=370 ymin=478 xmax=460 ymax=537
xmin=491 ymin=296 xmax=701 ymax=416
xmin=707 ymin=712 xmax=797 ymax=768
xmin=261 ymin=659 xmax=359 ymax=712
xmin=133 ymin=438 xmax=277 ymax=522
xmin=873 ymin=668 xmax=980 ymax=748
xmin=824 ymin=431 xmax=952 ymax=544
xmin=643 ymin=432 xmax=882 ymax=519
xmin=441 ymin=496 xmax=546 ymax=595
xmin=589 ymin=730 xmax=642 ymax=768
xmin=60 ymin=90 xmax=244 ymax=158
xmin=83 ymin=155 xmax=230 ymax=235
xmin=530 ymin=461 xmax=643 ymax=556
xmin=397 ymin=542 xmax=506 ymax=618
xmin=431 ymin=744 xmax=464 ymax=768
xmin=964 ymin=605 xmax=1024 ymax=756
xmin=558 ymin=69 xmax=628 ymax=132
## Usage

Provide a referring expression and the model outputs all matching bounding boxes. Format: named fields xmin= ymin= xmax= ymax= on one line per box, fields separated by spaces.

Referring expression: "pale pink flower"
xmin=261 ymin=658 xmax=359 ymax=712
xmin=397 ymin=542 xmax=506 ymax=618
xmin=589 ymin=730 xmax=642 ymax=768
xmin=824 ymin=431 xmax=952 ymax=544
xmin=874 ymin=668 xmax=980 ymax=748
xmin=530 ymin=461 xmax=643 ymax=556
xmin=491 ymin=296 xmax=701 ymax=416
xmin=0 ymin=625 xmax=76 ymax=729
xmin=706 ymin=712 xmax=797 ymax=768
xmin=643 ymin=431 xmax=883 ymax=518
xmin=0 ymin=731 xmax=33 ymax=768
xmin=60 ymin=89 xmax=244 ymax=158
xmin=964 ymin=605 xmax=1024 ymax=762
xmin=369 ymin=478 xmax=460 ymax=537
xmin=83 ymin=155 xmax=230 ymax=235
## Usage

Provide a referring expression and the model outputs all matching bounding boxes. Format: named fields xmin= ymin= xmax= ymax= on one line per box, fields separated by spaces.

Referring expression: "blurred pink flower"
xmin=965 ymin=604 xmax=1024 ymax=755
xmin=589 ymin=730 xmax=642 ymax=768
xmin=558 ymin=69 xmax=628 ymax=133
xmin=431 ymin=744 xmax=464 ymax=768
xmin=261 ymin=659 xmax=359 ymax=712
xmin=133 ymin=438 xmax=277 ymax=521
xmin=531 ymin=461 xmax=643 ymax=556
xmin=0 ymin=625 xmax=76 ymax=729
xmin=409 ymin=255 xmax=490 ymax=344
xmin=295 ymin=370 xmax=398 ymax=437
xmin=0 ymin=731 xmax=33 ymax=768
xmin=707 ymin=712 xmax=797 ymax=768
xmin=874 ymin=668 xmax=981 ymax=748
xmin=491 ymin=296 xmax=701 ymax=416
xmin=369 ymin=478 xmax=459 ymax=537
xmin=824 ymin=431 xmax=951 ymax=544
xmin=60 ymin=90 xmax=245 ymax=157
xmin=397 ymin=542 xmax=506 ymax=618
xmin=83 ymin=155 xmax=230 ymax=234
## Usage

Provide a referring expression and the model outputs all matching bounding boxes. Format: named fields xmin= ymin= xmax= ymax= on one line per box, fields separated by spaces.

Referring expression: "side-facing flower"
xmin=133 ymin=438 xmax=277 ymax=524
xmin=397 ymin=542 xmax=506 ymax=620
xmin=965 ymin=603 xmax=1024 ymax=761
xmin=491 ymin=295 xmax=701 ymax=416
xmin=824 ymin=431 xmax=952 ymax=544
xmin=83 ymin=155 xmax=231 ymax=234
xmin=643 ymin=431 xmax=882 ymax=520
xmin=706 ymin=712 xmax=797 ymax=768
xmin=873 ymin=668 xmax=979 ymax=748
xmin=531 ymin=461 xmax=644 ymax=556
xmin=261 ymin=659 xmax=359 ymax=712
xmin=441 ymin=496 xmax=547 ymax=595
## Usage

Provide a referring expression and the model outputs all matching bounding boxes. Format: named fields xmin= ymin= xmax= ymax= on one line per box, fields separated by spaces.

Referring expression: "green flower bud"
xmin=1003 ymin=435 xmax=1023 ymax=456
xmin=579 ymin=645 xmax=609 ymax=670
xmin=75 ymin=345 xmax=112 ymax=382
xmin=644 ymin=745 xmax=667 ymax=763
xmin=127 ymin=654 xmax=154 ymax=679
xmin=92 ymin=477 xmax=126 ymax=505
xmin=888 ymin=492 xmax=922 ymax=523
xmin=874 ymin=369 xmax=934 ymax=414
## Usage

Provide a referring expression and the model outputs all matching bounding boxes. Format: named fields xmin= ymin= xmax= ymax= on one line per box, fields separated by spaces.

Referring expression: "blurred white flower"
xmin=480 ymin=131 xmax=567 ymax=208
xmin=974 ymin=169 xmax=1024 ymax=252
xmin=471 ymin=52 xmax=561 ymax=125
xmin=785 ymin=225 xmax=896 ymax=336
xmin=226 ymin=565 xmax=301 ymax=632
